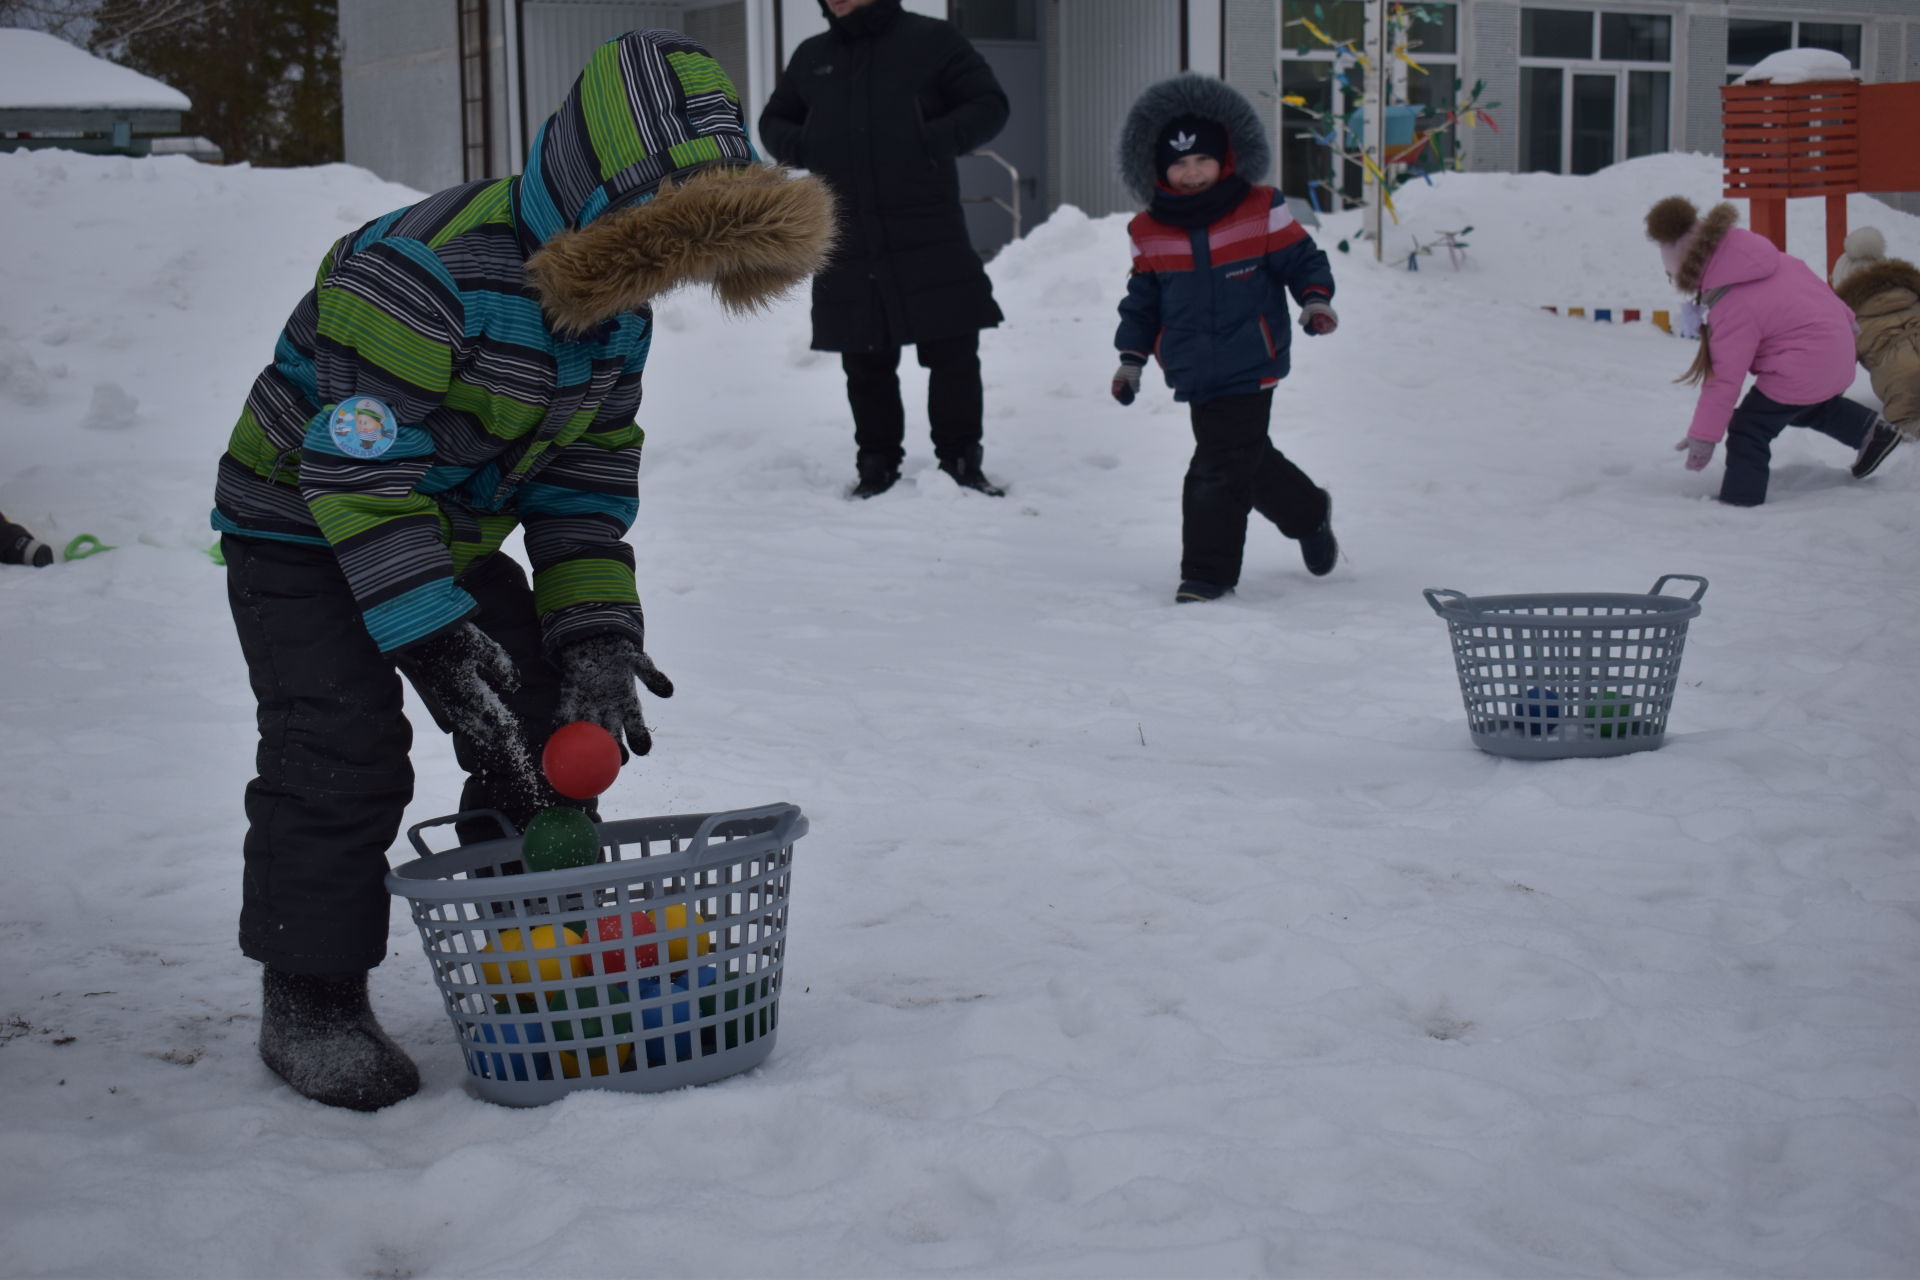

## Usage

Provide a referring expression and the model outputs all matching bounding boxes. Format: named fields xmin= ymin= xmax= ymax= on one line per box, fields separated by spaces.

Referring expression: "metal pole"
xmin=1364 ymin=0 xmax=1386 ymax=261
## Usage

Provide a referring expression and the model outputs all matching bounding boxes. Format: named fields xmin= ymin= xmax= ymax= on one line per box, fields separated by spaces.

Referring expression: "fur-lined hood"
xmin=1835 ymin=257 xmax=1920 ymax=315
xmin=516 ymin=28 xmax=835 ymax=335
xmin=1645 ymin=196 xmax=1742 ymax=294
xmin=1116 ymin=73 xmax=1270 ymax=206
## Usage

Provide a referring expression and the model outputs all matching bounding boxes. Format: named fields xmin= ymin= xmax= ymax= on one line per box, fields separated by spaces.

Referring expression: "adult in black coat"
xmin=759 ymin=0 xmax=1010 ymax=497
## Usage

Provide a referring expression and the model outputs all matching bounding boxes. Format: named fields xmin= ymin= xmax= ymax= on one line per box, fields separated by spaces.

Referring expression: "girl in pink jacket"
xmin=1646 ymin=197 xmax=1901 ymax=506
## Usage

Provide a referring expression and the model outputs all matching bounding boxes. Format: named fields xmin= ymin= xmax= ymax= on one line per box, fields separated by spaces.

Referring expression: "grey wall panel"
xmin=1465 ymin=1 xmax=1518 ymax=173
xmin=1684 ymin=11 xmax=1727 ymax=156
xmin=1867 ymin=19 xmax=1900 ymax=83
xmin=341 ymin=0 xmax=463 ymax=195
xmin=1055 ymin=0 xmax=1183 ymax=217
xmin=1221 ymin=0 xmax=1278 ymax=188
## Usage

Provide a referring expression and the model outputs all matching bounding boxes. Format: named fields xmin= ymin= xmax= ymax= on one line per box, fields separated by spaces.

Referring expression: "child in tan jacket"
xmin=1831 ymin=227 xmax=1920 ymax=439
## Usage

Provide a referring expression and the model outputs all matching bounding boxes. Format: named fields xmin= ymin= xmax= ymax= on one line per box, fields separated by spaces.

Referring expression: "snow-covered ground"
xmin=2 ymin=145 xmax=1917 ymax=1279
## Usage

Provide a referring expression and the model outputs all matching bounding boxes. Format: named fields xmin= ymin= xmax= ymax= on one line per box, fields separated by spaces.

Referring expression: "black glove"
xmin=555 ymin=634 xmax=675 ymax=758
xmin=395 ymin=621 xmax=525 ymax=760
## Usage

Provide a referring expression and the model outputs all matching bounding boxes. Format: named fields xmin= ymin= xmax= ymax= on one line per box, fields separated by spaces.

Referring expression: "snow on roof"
xmin=1733 ymin=47 xmax=1860 ymax=86
xmin=0 ymin=28 xmax=190 ymax=112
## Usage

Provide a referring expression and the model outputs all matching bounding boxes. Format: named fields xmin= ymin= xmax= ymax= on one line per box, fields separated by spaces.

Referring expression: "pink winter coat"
xmin=1687 ymin=227 xmax=1859 ymax=443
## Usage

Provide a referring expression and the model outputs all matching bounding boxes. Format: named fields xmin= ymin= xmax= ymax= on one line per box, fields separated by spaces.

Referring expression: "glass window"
xmin=950 ymin=0 xmax=1036 ymax=42
xmin=1403 ymin=3 xmax=1457 ymax=57
xmin=1626 ymin=70 xmax=1670 ymax=158
xmin=1406 ymin=67 xmax=1458 ymax=167
xmin=1284 ymin=0 xmax=1364 ymax=50
xmin=1522 ymin=9 xmax=1593 ymax=60
xmin=1727 ymin=19 xmax=1792 ymax=68
xmin=1797 ymin=23 xmax=1862 ymax=67
xmin=1570 ymin=73 xmax=1615 ymax=175
xmin=1521 ymin=66 xmax=1564 ymax=171
xmin=1600 ymin=13 xmax=1670 ymax=62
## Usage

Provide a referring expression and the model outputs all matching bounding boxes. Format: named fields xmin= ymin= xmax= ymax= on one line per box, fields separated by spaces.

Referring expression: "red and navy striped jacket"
xmin=1114 ymin=185 xmax=1334 ymax=404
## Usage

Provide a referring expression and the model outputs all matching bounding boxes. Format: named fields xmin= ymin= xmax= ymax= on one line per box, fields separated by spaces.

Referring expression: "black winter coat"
xmin=758 ymin=0 xmax=1007 ymax=352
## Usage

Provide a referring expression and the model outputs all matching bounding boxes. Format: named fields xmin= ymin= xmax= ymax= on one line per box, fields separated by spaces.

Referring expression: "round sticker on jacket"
xmin=328 ymin=396 xmax=398 ymax=458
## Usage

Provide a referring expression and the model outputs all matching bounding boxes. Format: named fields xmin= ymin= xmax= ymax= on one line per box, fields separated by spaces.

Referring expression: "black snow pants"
xmin=1719 ymin=386 xmax=1878 ymax=506
xmin=1181 ymin=389 xmax=1329 ymax=589
xmin=224 ymin=535 xmax=573 ymax=974
xmin=841 ymin=332 xmax=984 ymax=471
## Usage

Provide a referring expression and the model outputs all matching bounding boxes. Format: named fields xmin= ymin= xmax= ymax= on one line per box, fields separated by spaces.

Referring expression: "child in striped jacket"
xmin=1109 ymin=74 xmax=1341 ymax=604
xmin=215 ymin=29 xmax=834 ymax=1112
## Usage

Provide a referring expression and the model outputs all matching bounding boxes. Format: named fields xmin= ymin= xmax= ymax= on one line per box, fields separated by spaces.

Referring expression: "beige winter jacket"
xmin=1834 ymin=258 xmax=1920 ymax=430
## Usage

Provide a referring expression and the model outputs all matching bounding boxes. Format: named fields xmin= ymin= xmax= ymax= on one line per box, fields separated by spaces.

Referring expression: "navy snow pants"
xmin=224 ymin=535 xmax=574 ymax=974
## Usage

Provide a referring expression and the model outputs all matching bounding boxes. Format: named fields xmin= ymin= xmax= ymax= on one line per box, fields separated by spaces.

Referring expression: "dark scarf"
xmin=1147 ymin=174 xmax=1251 ymax=228
xmin=824 ymin=0 xmax=902 ymax=41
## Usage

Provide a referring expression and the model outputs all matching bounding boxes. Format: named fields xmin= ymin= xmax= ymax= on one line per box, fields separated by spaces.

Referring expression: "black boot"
xmin=849 ymin=452 xmax=900 ymax=500
xmin=938 ymin=446 xmax=1005 ymax=497
xmin=259 ymin=968 xmax=421 ymax=1111
xmin=0 ymin=513 xmax=53 ymax=567
xmin=1297 ymin=497 xmax=1338 ymax=577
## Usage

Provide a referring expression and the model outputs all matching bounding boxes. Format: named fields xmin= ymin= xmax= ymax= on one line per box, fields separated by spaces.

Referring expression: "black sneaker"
xmin=1298 ymin=507 xmax=1338 ymax=577
xmin=850 ymin=466 xmax=899 ymax=499
xmin=1175 ymin=579 xmax=1231 ymax=603
xmin=937 ymin=448 xmax=1005 ymax=497
xmin=1852 ymin=418 xmax=1902 ymax=480
xmin=0 ymin=514 xmax=53 ymax=567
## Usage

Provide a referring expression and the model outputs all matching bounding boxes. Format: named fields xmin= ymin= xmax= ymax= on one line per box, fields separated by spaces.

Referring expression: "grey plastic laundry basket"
xmin=1424 ymin=575 xmax=1708 ymax=759
xmin=386 ymin=803 xmax=805 ymax=1107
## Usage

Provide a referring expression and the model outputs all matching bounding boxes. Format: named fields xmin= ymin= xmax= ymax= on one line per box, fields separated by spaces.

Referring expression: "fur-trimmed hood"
xmin=1116 ymin=73 xmax=1270 ymax=206
xmin=515 ymin=28 xmax=835 ymax=335
xmin=1645 ymin=196 xmax=1742 ymax=294
xmin=1835 ymin=256 xmax=1920 ymax=315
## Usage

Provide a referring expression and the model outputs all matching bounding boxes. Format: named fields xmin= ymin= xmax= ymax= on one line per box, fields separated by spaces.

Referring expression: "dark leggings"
xmin=225 ymin=537 xmax=572 ymax=973
xmin=1181 ymin=389 xmax=1329 ymax=588
xmin=841 ymin=332 xmax=984 ymax=470
xmin=1720 ymin=386 xmax=1877 ymax=506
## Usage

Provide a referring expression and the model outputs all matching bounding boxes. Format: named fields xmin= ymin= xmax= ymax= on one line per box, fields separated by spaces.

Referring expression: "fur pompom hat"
xmin=1830 ymin=226 xmax=1887 ymax=289
xmin=1645 ymin=195 xmax=1739 ymax=293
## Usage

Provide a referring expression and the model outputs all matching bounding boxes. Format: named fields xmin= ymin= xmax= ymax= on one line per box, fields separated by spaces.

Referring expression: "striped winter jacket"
xmin=1114 ymin=185 xmax=1334 ymax=405
xmin=213 ymin=29 xmax=832 ymax=655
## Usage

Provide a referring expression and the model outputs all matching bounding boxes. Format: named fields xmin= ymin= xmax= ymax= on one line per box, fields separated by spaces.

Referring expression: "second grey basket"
xmin=386 ymin=803 xmax=805 ymax=1107
xmin=1424 ymin=575 xmax=1708 ymax=759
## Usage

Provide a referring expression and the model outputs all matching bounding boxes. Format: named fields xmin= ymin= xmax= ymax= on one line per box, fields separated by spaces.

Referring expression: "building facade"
xmin=339 ymin=0 xmax=1920 ymax=246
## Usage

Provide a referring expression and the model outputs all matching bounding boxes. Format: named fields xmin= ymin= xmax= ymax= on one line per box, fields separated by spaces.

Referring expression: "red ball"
xmin=542 ymin=721 xmax=622 ymax=799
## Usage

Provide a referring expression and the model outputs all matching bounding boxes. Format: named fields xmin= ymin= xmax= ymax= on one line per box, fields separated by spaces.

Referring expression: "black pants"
xmin=1182 ymin=390 xmax=1328 ymax=588
xmin=1721 ymin=386 xmax=1877 ymax=506
xmin=225 ymin=536 xmax=572 ymax=974
xmin=841 ymin=333 xmax=983 ymax=470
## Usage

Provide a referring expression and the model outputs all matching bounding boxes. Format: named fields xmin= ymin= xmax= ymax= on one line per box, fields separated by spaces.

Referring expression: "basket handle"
xmin=1650 ymin=574 xmax=1708 ymax=602
xmin=1423 ymin=588 xmax=1472 ymax=616
xmin=405 ymin=809 xmax=518 ymax=859
xmin=687 ymin=803 xmax=802 ymax=858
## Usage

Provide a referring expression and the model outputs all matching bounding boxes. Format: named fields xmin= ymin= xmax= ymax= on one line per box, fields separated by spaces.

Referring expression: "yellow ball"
xmin=655 ymin=903 xmax=714 ymax=964
xmin=478 ymin=923 xmax=591 ymax=989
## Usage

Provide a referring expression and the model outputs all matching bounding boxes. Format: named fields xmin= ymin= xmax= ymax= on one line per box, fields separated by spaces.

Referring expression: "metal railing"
xmin=965 ymin=149 xmax=1021 ymax=241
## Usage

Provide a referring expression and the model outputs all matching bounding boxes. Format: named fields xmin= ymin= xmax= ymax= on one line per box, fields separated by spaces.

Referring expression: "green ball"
xmin=1584 ymin=691 xmax=1635 ymax=739
xmin=521 ymin=805 xmax=601 ymax=872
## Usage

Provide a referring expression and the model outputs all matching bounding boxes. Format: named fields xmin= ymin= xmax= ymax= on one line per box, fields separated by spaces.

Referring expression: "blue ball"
xmin=1517 ymin=687 xmax=1561 ymax=737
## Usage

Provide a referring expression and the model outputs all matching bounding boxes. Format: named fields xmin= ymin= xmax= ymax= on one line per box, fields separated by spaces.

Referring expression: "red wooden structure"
xmin=1722 ymin=79 xmax=1920 ymax=275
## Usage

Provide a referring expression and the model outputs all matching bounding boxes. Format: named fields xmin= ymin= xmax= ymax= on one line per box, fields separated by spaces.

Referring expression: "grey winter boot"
xmin=258 ymin=968 xmax=421 ymax=1111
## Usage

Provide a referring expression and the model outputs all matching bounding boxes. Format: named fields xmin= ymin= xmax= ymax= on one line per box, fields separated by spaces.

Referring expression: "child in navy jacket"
xmin=1110 ymin=74 xmax=1340 ymax=603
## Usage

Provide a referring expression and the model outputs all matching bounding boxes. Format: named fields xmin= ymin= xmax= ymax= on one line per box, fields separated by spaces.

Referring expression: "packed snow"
xmin=2 ymin=144 xmax=1917 ymax=1279
xmin=1732 ymin=48 xmax=1861 ymax=86
xmin=0 ymin=28 xmax=190 ymax=110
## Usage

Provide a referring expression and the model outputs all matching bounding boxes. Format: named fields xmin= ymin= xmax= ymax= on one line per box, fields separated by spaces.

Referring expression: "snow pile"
xmin=1734 ymin=48 xmax=1861 ymax=86
xmin=0 ymin=28 xmax=190 ymax=111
